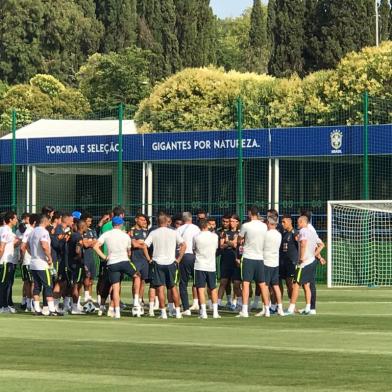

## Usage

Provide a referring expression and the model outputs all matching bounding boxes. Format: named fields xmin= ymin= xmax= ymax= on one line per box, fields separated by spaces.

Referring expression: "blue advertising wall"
xmin=1 ymin=124 xmax=391 ymax=165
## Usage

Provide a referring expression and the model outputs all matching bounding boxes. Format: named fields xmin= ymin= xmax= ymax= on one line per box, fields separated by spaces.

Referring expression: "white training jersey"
xmin=145 ymin=227 xmax=184 ymax=265
xmin=176 ymin=223 xmax=200 ymax=254
xmin=298 ymin=226 xmax=319 ymax=267
xmin=12 ymin=229 xmax=24 ymax=265
xmin=193 ymin=231 xmax=219 ymax=272
xmin=0 ymin=225 xmax=16 ymax=265
xmin=308 ymin=223 xmax=322 ymax=244
xmin=263 ymin=229 xmax=282 ymax=268
xmin=97 ymin=228 xmax=132 ymax=265
xmin=21 ymin=226 xmax=33 ymax=266
xmin=239 ymin=219 xmax=268 ymax=260
xmin=29 ymin=226 xmax=51 ymax=271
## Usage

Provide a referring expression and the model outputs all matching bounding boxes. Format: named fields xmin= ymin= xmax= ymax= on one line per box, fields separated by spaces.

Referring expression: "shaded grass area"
xmin=0 ymin=285 xmax=391 ymax=391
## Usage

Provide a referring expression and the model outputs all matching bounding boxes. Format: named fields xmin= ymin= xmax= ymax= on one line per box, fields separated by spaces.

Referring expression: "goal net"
xmin=327 ymin=201 xmax=392 ymax=287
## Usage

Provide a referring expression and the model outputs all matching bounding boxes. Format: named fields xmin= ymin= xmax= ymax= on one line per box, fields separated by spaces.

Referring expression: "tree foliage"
xmin=0 ymin=0 xmax=103 ymax=85
xmin=77 ymin=47 xmax=151 ymax=112
xmin=305 ymin=0 xmax=375 ymax=71
xmin=95 ymin=0 xmax=137 ymax=53
xmin=136 ymin=42 xmax=392 ymax=132
xmin=174 ymin=0 xmax=198 ymax=68
xmin=216 ymin=10 xmax=251 ymax=72
xmin=0 ymin=74 xmax=90 ymax=132
xmin=246 ymin=0 xmax=268 ymax=74
xmin=379 ymin=0 xmax=391 ymax=42
xmin=268 ymin=0 xmax=305 ymax=77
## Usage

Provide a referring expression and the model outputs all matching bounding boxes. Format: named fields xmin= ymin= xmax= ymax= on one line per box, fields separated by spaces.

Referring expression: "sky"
xmin=210 ymin=0 xmax=255 ymax=19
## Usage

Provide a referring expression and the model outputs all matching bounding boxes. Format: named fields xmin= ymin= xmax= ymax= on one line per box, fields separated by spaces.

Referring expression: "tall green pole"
xmin=237 ymin=97 xmax=244 ymax=221
xmin=11 ymin=109 xmax=17 ymax=211
xmin=363 ymin=91 xmax=372 ymax=286
xmin=117 ymin=104 xmax=123 ymax=206
xmin=363 ymin=91 xmax=369 ymax=200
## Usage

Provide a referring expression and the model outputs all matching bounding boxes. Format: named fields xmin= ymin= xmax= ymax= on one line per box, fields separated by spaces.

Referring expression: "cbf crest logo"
xmin=330 ymin=129 xmax=343 ymax=154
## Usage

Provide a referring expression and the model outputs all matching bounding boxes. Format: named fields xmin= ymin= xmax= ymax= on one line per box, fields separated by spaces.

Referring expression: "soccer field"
xmin=1 ymin=285 xmax=392 ymax=392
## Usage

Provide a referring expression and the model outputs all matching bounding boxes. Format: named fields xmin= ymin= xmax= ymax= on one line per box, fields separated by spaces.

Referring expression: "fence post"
xmin=117 ymin=103 xmax=124 ymax=206
xmin=363 ymin=91 xmax=369 ymax=200
xmin=11 ymin=109 xmax=17 ymax=211
xmin=236 ymin=97 xmax=244 ymax=221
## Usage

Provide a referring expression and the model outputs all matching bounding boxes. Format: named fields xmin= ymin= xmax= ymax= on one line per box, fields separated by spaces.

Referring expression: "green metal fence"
xmin=2 ymin=92 xmax=392 ymax=282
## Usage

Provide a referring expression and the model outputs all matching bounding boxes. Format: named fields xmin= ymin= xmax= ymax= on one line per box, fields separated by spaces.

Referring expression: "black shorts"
xmin=21 ymin=265 xmax=33 ymax=283
xmin=54 ymin=260 xmax=67 ymax=282
xmin=107 ymin=261 xmax=137 ymax=284
xmin=151 ymin=262 xmax=178 ymax=289
xmin=264 ymin=265 xmax=279 ymax=286
xmin=220 ymin=258 xmax=235 ymax=280
xmin=294 ymin=261 xmax=316 ymax=285
xmin=232 ymin=262 xmax=242 ymax=281
xmin=133 ymin=259 xmax=149 ymax=281
xmin=241 ymin=258 xmax=265 ymax=283
xmin=31 ymin=269 xmax=53 ymax=296
xmin=194 ymin=270 xmax=217 ymax=290
xmin=279 ymin=261 xmax=297 ymax=280
xmin=84 ymin=258 xmax=96 ymax=280
xmin=69 ymin=264 xmax=85 ymax=284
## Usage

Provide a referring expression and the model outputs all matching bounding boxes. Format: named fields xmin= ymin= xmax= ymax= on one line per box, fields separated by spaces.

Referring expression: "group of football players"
xmin=0 ymin=205 xmax=325 ymax=319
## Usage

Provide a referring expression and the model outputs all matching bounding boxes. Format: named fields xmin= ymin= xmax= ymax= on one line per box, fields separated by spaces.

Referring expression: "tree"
xmin=77 ymin=47 xmax=151 ymax=112
xmin=303 ymin=0 xmax=321 ymax=73
xmin=0 ymin=0 xmax=44 ymax=83
xmin=135 ymin=67 xmax=276 ymax=132
xmin=0 ymin=74 xmax=90 ymax=131
xmin=268 ymin=0 xmax=306 ymax=77
xmin=94 ymin=0 xmax=137 ymax=53
xmin=30 ymin=74 xmax=66 ymax=97
xmin=267 ymin=0 xmax=276 ymax=52
xmin=379 ymin=0 xmax=390 ymax=42
xmin=39 ymin=0 xmax=104 ymax=84
xmin=246 ymin=0 xmax=268 ymax=73
xmin=194 ymin=0 xmax=217 ymax=66
xmin=307 ymin=0 xmax=375 ymax=71
xmin=0 ymin=81 xmax=8 ymax=100
xmin=160 ymin=0 xmax=181 ymax=74
xmin=52 ymin=88 xmax=91 ymax=118
xmin=136 ymin=0 xmax=180 ymax=81
xmin=0 ymin=0 xmax=103 ymax=85
xmin=216 ymin=10 xmax=251 ymax=72
xmin=174 ymin=0 xmax=198 ymax=67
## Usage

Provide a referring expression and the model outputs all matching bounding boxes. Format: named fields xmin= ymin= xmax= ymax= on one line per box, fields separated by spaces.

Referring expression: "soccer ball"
xmin=131 ymin=306 xmax=143 ymax=317
xmin=83 ymin=302 xmax=96 ymax=314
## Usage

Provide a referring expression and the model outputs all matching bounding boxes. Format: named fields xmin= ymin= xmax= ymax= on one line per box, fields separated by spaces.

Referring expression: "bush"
xmin=30 ymin=74 xmax=66 ymax=97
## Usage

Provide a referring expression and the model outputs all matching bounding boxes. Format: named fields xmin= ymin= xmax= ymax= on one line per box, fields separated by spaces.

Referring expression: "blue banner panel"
xmin=270 ymin=125 xmax=364 ymax=157
xmin=26 ymin=135 xmax=143 ymax=164
xmin=0 ymin=140 xmax=28 ymax=165
xmin=369 ymin=124 xmax=392 ymax=154
xmin=140 ymin=129 xmax=269 ymax=161
xmin=0 ymin=123 xmax=391 ymax=165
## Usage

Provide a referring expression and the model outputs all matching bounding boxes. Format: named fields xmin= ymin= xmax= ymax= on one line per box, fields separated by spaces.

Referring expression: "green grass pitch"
xmin=1 ymin=283 xmax=392 ymax=392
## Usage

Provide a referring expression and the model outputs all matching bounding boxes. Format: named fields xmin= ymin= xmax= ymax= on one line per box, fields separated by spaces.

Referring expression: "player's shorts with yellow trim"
xmin=151 ymin=261 xmax=178 ymax=289
xmin=69 ymin=264 xmax=85 ymax=284
xmin=31 ymin=269 xmax=53 ymax=296
xmin=294 ymin=261 xmax=316 ymax=285
xmin=107 ymin=260 xmax=137 ymax=284
xmin=21 ymin=265 xmax=33 ymax=283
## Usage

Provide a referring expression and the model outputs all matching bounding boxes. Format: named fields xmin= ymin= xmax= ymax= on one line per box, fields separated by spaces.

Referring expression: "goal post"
xmin=327 ymin=200 xmax=392 ymax=288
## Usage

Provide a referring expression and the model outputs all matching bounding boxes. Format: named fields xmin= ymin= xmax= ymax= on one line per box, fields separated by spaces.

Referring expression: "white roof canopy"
xmin=1 ymin=119 xmax=137 ymax=139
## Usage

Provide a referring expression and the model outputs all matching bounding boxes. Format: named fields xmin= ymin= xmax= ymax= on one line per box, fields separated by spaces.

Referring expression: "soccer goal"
xmin=327 ymin=201 xmax=392 ymax=288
